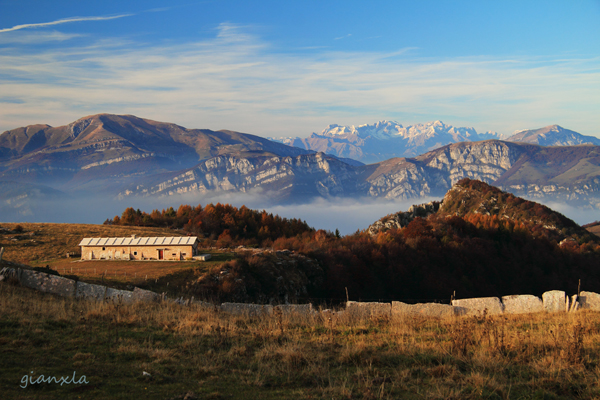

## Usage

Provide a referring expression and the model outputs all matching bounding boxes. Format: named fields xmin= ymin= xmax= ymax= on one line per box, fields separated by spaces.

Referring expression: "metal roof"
xmin=78 ymin=236 xmax=198 ymax=247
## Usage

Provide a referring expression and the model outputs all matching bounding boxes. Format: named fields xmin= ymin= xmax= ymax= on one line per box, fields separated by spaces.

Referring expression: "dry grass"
xmin=3 ymin=283 xmax=600 ymax=399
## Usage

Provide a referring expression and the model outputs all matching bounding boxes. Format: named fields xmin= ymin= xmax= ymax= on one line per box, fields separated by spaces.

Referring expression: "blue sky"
xmin=1 ymin=0 xmax=599 ymax=137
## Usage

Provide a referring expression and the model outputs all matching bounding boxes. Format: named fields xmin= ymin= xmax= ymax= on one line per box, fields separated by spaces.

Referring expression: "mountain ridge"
xmin=269 ymin=120 xmax=506 ymax=163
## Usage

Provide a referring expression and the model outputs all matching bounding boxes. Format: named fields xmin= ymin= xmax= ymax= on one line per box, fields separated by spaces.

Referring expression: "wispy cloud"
xmin=0 ymin=23 xmax=598 ymax=138
xmin=0 ymin=14 xmax=133 ymax=34
xmin=334 ymin=33 xmax=352 ymax=40
xmin=0 ymin=30 xmax=82 ymax=44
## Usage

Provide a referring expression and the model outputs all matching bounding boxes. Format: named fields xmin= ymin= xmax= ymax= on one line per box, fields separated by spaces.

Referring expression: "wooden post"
xmin=345 ymin=287 xmax=349 ymax=303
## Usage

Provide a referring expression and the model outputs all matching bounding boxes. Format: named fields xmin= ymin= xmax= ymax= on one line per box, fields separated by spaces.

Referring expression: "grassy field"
xmin=2 ymin=282 xmax=600 ymax=399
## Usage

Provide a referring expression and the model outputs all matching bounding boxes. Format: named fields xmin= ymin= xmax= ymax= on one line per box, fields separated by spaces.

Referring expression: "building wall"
xmin=81 ymin=244 xmax=196 ymax=261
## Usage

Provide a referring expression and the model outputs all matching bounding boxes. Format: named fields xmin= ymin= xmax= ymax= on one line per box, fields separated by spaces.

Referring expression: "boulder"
xmin=75 ymin=281 xmax=107 ymax=301
xmin=502 ymin=295 xmax=543 ymax=314
xmin=451 ymin=297 xmax=504 ymax=315
xmin=105 ymin=287 xmax=134 ymax=304
xmin=578 ymin=291 xmax=600 ymax=311
xmin=345 ymin=301 xmax=391 ymax=318
xmin=392 ymin=301 xmax=456 ymax=318
xmin=542 ymin=290 xmax=566 ymax=312
xmin=220 ymin=303 xmax=274 ymax=316
xmin=133 ymin=287 xmax=160 ymax=303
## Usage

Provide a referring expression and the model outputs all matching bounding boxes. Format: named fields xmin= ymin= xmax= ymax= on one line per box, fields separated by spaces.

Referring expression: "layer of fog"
xmin=2 ymin=191 xmax=598 ymax=235
xmin=0 ymin=192 xmax=439 ymax=235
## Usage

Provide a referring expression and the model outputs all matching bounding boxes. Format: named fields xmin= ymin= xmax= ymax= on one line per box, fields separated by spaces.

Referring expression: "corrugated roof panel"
xmin=80 ymin=236 xmax=198 ymax=246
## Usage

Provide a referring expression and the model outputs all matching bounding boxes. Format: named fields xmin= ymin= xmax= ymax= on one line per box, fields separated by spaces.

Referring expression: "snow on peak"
xmin=317 ymin=120 xmax=505 ymax=142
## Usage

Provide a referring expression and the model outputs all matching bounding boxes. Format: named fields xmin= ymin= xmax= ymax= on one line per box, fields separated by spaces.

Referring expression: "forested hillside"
xmin=109 ymin=180 xmax=600 ymax=303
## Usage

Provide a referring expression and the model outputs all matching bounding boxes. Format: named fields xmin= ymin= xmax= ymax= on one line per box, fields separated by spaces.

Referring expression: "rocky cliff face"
xmin=123 ymin=152 xmax=359 ymax=200
xmin=120 ymin=139 xmax=600 ymax=211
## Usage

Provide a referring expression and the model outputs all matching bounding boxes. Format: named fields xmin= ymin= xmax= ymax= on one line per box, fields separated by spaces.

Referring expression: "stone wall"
xmin=4 ymin=267 xmax=600 ymax=320
xmin=220 ymin=302 xmax=274 ymax=316
xmin=451 ymin=297 xmax=504 ymax=315
xmin=392 ymin=301 xmax=457 ymax=318
xmin=502 ymin=295 xmax=543 ymax=314
xmin=345 ymin=301 xmax=392 ymax=318
xmin=579 ymin=291 xmax=600 ymax=311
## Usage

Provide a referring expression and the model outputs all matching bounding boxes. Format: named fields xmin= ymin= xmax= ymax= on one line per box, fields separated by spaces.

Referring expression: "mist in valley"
xmin=1 ymin=190 xmax=598 ymax=235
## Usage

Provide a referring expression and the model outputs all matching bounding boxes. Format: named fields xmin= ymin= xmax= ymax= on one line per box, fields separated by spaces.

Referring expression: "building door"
xmin=158 ymin=249 xmax=163 ymax=260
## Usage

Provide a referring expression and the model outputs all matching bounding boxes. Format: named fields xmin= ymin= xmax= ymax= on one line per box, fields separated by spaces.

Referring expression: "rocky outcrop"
xmin=367 ymin=201 xmax=441 ymax=235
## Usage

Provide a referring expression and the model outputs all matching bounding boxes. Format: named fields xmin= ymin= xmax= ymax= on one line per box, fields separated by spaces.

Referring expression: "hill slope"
xmin=0 ymin=114 xmax=312 ymax=193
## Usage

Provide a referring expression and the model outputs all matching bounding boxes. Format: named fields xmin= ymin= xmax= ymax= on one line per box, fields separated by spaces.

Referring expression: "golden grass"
xmin=3 ymin=282 xmax=600 ymax=399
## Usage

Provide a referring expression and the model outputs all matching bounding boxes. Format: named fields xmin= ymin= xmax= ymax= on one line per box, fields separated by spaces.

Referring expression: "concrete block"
xmin=275 ymin=304 xmax=314 ymax=316
xmin=543 ymin=290 xmax=566 ymax=312
xmin=392 ymin=301 xmax=456 ymax=318
xmin=502 ymin=295 xmax=543 ymax=314
xmin=105 ymin=287 xmax=134 ymax=304
xmin=220 ymin=303 xmax=274 ymax=316
xmin=451 ymin=297 xmax=504 ymax=316
xmin=579 ymin=291 xmax=600 ymax=311
xmin=345 ymin=301 xmax=391 ymax=318
xmin=133 ymin=287 xmax=159 ymax=303
xmin=75 ymin=281 xmax=107 ymax=301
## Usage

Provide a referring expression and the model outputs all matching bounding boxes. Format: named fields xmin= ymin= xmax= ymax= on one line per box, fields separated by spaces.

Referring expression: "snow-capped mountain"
xmin=506 ymin=125 xmax=600 ymax=146
xmin=269 ymin=120 xmax=505 ymax=163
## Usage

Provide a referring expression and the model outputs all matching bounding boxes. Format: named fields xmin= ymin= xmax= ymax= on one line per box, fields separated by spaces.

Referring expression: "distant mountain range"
xmin=2 ymin=114 xmax=600 ymax=218
xmin=268 ymin=120 xmax=504 ymax=163
xmin=269 ymin=120 xmax=600 ymax=164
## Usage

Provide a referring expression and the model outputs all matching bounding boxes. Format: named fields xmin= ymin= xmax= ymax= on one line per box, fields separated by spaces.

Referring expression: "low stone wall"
xmin=133 ymin=287 xmax=159 ymax=303
xmin=275 ymin=304 xmax=314 ymax=315
xmin=502 ymin=295 xmax=543 ymax=314
xmin=579 ymin=291 xmax=600 ymax=311
xmin=345 ymin=301 xmax=391 ymax=318
xmin=392 ymin=301 xmax=457 ymax=318
xmin=105 ymin=287 xmax=135 ymax=304
xmin=75 ymin=281 xmax=107 ymax=301
xmin=543 ymin=290 xmax=566 ymax=312
xmin=4 ymin=266 xmax=600 ymax=320
xmin=451 ymin=297 xmax=504 ymax=316
xmin=221 ymin=302 xmax=274 ymax=316
xmin=19 ymin=269 xmax=77 ymax=298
